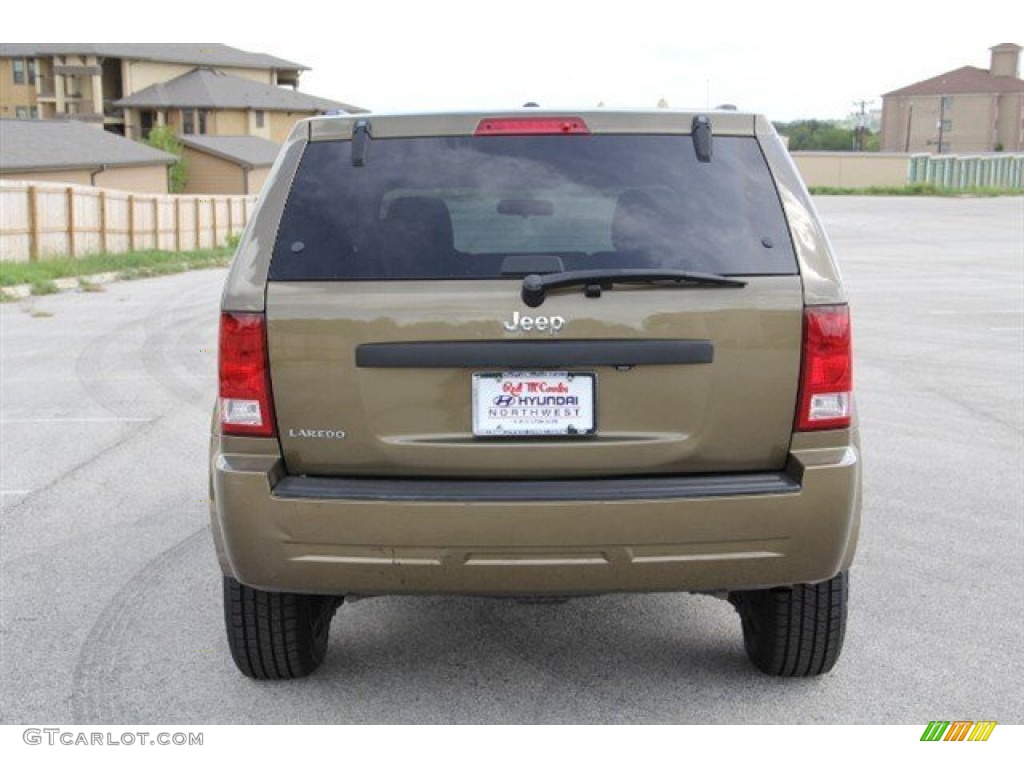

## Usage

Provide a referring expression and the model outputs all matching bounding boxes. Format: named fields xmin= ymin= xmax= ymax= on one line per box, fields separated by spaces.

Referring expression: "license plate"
xmin=472 ymin=371 xmax=596 ymax=437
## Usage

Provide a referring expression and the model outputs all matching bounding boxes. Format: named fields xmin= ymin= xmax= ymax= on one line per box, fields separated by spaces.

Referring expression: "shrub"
xmin=147 ymin=125 xmax=189 ymax=193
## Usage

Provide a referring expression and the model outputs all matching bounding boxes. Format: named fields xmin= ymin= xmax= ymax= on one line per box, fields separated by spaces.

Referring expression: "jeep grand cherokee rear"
xmin=211 ymin=110 xmax=860 ymax=680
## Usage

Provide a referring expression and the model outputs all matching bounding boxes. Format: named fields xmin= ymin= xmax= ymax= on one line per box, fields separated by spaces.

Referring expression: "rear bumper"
xmin=210 ymin=434 xmax=861 ymax=596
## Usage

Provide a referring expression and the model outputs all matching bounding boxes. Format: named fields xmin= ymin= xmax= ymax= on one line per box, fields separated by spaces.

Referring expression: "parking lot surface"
xmin=1 ymin=196 xmax=1021 ymax=723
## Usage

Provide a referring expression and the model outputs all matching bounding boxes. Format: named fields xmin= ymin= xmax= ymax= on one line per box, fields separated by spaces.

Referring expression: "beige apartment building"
xmin=178 ymin=135 xmax=280 ymax=195
xmin=0 ymin=43 xmax=362 ymax=142
xmin=115 ymin=67 xmax=359 ymax=143
xmin=0 ymin=118 xmax=175 ymax=193
xmin=881 ymin=43 xmax=1024 ymax=153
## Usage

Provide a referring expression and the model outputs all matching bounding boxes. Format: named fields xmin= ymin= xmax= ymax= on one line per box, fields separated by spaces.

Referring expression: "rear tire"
xmin=729 ymin=571 xmax=848 ymax=677
xmin=223 ymin=575 xmax=341 ymax=680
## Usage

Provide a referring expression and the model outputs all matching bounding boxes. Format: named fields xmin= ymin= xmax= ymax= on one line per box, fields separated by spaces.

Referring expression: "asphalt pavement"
xmin=1 ymin=196 xmax=1021 ymax=724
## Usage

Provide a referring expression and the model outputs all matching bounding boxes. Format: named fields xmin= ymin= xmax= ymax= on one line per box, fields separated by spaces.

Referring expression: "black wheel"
xmin=728 ymin=571 xmax=848 ymax=677
xmin=223 ymin=575 xmax=341 ymax=680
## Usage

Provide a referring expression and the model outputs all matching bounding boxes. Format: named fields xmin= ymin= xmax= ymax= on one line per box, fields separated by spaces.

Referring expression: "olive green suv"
xmin=211 ymin=109 xmax=860 ymax=680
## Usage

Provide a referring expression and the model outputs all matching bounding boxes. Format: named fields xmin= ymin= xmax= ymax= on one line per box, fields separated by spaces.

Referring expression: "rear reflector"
xmin=475 ymin=117 xmax=590 ymax=136
xmin=796 ymin=305 xmax=853 ymax=432
xmin=219 ymin=312 xmax=276 ymax=437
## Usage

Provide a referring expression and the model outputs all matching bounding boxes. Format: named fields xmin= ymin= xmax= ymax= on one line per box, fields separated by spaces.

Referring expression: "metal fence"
xmin=0 ymin=180 xmax=257 ymax=263
xmin=907 ymin=154 xmax=1024 ymax=189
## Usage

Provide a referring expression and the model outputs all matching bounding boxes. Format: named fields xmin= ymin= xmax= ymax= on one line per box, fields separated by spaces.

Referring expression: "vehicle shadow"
xmin=290 ymin=592 xmax=829 ymax=724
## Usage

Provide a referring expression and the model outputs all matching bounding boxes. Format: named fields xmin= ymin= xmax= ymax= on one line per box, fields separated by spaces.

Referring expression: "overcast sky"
xmin=8 ymin=0 xmax=1020 ymax=121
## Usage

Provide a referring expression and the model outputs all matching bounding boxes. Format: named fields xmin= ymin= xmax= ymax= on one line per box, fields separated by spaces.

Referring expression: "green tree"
xmin=774 ymin=120 xmax=878 ymax=152
xmin=146 ymin=125 xmax=188 ymax=193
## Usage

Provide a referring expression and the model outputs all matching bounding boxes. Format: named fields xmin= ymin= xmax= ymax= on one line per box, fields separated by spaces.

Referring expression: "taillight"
xmin=795 ymin=305 xmax=853 ymax=432
xmin=219 ymin=312 xmax=276 ymax=437
xmin=475 ymin=117 xmax=590 ymax=136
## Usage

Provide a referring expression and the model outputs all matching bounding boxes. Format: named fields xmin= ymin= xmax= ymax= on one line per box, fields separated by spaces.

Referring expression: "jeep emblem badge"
xmin=502 ymin=311 xmax=566 ymax=334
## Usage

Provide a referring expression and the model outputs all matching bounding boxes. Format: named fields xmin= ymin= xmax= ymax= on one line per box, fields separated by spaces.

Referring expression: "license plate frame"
xmin=471 ymin=371 xmax=597 ymax=437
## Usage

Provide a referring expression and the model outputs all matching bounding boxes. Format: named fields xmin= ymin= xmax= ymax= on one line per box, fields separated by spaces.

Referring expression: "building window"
xmin=940 ymin=96 xmax=954 ymax=110
xmin=27 ymin=59 xmax=36 ymax=85
xmin=15 ymin=106 xmax=28 ymax=119
xmin=182 ymin=108 xmax=210 ymax=135
xmin=140 ymin=110 xmax=155 ymax=139
xmin=12 ymin=59 xmax=25 ymax=84
xmin=255 ymin=110 xmax=265 ymax=128
xmin=29 ymin=106 xmax=38 ymax=119
xmin=939 ymin=119 xmax=952 ymax=131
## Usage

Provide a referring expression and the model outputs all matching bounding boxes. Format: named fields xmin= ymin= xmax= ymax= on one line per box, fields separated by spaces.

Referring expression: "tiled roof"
xmin=884 ymin=65 xmax=1024 ymax=97
xmin=0 ymin=119 xmax=176 ymax=171
xmin=113 ymin=68 xmax=363 ymax=113
xmin=0 ymin=43 xmax=306 ymax=71
xmin=179 ymin=135 xmax=281 ymax=167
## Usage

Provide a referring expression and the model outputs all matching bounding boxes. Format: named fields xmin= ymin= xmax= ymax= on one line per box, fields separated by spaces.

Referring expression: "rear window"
xmin=269 ymin=134 xmax=797 ymax=280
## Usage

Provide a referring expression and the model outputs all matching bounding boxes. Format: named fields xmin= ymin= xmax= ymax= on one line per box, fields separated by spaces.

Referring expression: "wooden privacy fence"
xmin=0 ymin=180 xmax=258 ymax=263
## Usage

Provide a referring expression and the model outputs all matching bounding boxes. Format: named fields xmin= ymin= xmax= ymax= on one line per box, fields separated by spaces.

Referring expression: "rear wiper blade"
xmin=521 ymin=269 xmax=746 ymax=308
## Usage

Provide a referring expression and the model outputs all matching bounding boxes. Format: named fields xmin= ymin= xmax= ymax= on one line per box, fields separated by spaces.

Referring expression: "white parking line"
xmin=929 ymin=309 xmax=1022 ymax=315
xmin=0 ymin=418 xmax=153 ymax=423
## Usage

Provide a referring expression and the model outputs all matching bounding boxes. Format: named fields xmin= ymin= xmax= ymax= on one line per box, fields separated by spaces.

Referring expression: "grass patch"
xmin=29 ymin=280 xmax=60 ymax=296
xmin=30 ymin=309 xmax=54 ymax=318
xmin=78 ymin=280 xmax=106 ymax=293
xmin=0 ymin=247 xmax=232 ymax=287
xmin=117 ymin=262 xmax=193 ymax=281
xmin=810 ymin=183 xmax=1022 ymax=197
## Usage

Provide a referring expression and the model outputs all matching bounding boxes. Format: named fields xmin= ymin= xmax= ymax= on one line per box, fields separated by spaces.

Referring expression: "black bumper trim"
xmin=355 ymin=339 xmax=713 ymax=369
xmin=272 ymin=472 xmax=799 ymax=503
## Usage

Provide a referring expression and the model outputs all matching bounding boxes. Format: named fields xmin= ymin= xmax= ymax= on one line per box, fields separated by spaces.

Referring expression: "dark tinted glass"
xmin=270 ymin=135 xmax=797 ymax=280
